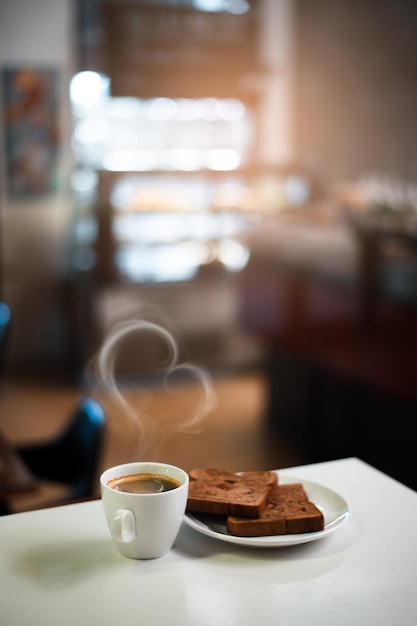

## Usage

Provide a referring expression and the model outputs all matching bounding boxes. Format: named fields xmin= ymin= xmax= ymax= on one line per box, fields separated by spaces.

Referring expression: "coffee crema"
xmin=107 ymin=472 xmax=181 ymax=494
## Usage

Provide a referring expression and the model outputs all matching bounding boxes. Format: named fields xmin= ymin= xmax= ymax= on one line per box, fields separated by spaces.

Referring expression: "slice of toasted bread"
xmin=187 ymin=468 xmax=278 ymax=518
xmin=226 ymin=483 xmax=325 ymax=537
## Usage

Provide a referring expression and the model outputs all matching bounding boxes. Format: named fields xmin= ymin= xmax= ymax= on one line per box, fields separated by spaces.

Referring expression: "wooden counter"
xmin=239 ymin=216 xmax=417 ymax=489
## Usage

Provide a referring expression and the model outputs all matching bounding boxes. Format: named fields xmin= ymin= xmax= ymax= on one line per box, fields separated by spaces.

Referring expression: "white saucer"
xmin=183 ymin=474 xmax=350 ymax=548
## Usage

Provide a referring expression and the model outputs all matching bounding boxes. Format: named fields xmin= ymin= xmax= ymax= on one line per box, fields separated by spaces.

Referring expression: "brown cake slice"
xmin=187 ymin=468 xmax=278 ymax=518
xmin=226 ymin=483 xmax=325 ymax=536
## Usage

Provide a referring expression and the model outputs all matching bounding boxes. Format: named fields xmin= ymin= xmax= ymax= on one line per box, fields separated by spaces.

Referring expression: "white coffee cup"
xmin=100 ymin=461 xmax=189 ymax=559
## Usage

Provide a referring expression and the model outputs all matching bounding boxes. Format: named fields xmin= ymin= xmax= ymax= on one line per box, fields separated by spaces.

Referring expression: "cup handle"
xmin=110 ymin=509 xmax=136 ymax=543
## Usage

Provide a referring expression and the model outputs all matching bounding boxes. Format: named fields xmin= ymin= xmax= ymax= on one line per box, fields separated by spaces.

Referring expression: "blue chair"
xmin=16 ymin=396 xmax=106 ymax=505
xmin=0 ymin=302 xmax=11 ymax=374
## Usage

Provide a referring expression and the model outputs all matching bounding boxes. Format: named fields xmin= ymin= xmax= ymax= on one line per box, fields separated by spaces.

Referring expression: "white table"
xmin=1 ymin=457 xmax=416 ymax=626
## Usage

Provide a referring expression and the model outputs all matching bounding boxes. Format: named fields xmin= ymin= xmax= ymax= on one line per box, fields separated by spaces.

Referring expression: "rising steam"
xmin=91 ymin=319 xmax=217 ymax=459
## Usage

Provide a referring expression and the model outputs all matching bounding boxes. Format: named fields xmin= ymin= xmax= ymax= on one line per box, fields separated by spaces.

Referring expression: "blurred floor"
xmin=0 ymin=368 xmax=305 ymax=511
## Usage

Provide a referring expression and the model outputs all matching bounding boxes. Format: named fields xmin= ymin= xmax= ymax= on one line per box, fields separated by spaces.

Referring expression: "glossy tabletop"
xmin=1 ymin=457 xmax=416 ymax=625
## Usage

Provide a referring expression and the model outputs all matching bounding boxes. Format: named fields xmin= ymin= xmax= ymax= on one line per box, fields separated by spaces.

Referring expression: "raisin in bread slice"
xmin=226 ymin=483 xmax=324 ymax=536
xmin=187 ymin=468 xmax=278 ymax=518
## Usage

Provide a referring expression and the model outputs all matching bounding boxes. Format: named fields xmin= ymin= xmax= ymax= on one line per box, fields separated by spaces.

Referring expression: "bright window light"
xmin=218 ymin=239 xmax=250 ymax=271
xmin=107 ymin=97 xmax=143 ymax=118
xmin=103 ymin=149 xmax=223 ymax=172
xmin=165 ymin=150 xmax=205 ymax=171
xmin=74 ymin=118 xmax=109 ymax=145
xmin=205 ymin=149 xmax=241 ymax=171
xmin=115 ymin=242 xmax=209 ymax=283
xmin=193 ymin=0 xmax=249 ymax=13
xmin=194 ymin=0 xmax=224 ymax=10
xmin=217 ymin=98 xmax=246 ymax=121
xmin=145 ymin=98 xmax=178 ymax=121
xmin=70 ymin=71 xmax=110 ymax=108
xmin=175 ymin=99 xmax=200 ymax=121
xmin=103 ymin=150 xmax=159 ymax=171
xmin=195 ymin=98 xmax=219 ymax=121
xmin=71 ymin=90 xmax=251 ymax=171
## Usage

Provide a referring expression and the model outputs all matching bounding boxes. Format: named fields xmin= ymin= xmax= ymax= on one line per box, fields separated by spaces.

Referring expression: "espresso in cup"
xmin=107 ymin=472 xmax=181 ymax=494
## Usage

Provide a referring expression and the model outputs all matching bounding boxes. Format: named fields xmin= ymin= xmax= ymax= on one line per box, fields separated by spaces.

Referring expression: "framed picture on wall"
xmin=2 ymin=67 xmax=59 ymax=198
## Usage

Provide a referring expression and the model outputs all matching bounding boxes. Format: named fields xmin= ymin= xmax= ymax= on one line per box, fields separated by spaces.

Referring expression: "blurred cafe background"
xmin=1 ymin=0 xmax=417 ymax=509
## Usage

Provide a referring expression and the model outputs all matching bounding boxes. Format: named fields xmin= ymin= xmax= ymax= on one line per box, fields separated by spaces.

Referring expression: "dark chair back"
xmin=17 ymin=396 xmax=106 ymax=502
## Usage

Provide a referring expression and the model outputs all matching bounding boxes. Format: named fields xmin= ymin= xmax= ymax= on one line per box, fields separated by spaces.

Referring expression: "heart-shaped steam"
xmin=92 ymin=319 xmax=217 ymax=459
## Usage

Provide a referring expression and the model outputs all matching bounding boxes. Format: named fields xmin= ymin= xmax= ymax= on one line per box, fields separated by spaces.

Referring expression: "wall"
xmin=0 ymin=0 xmax=76 ymax=369
xmin=294 ymin=0 xmax=417 ymax=182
